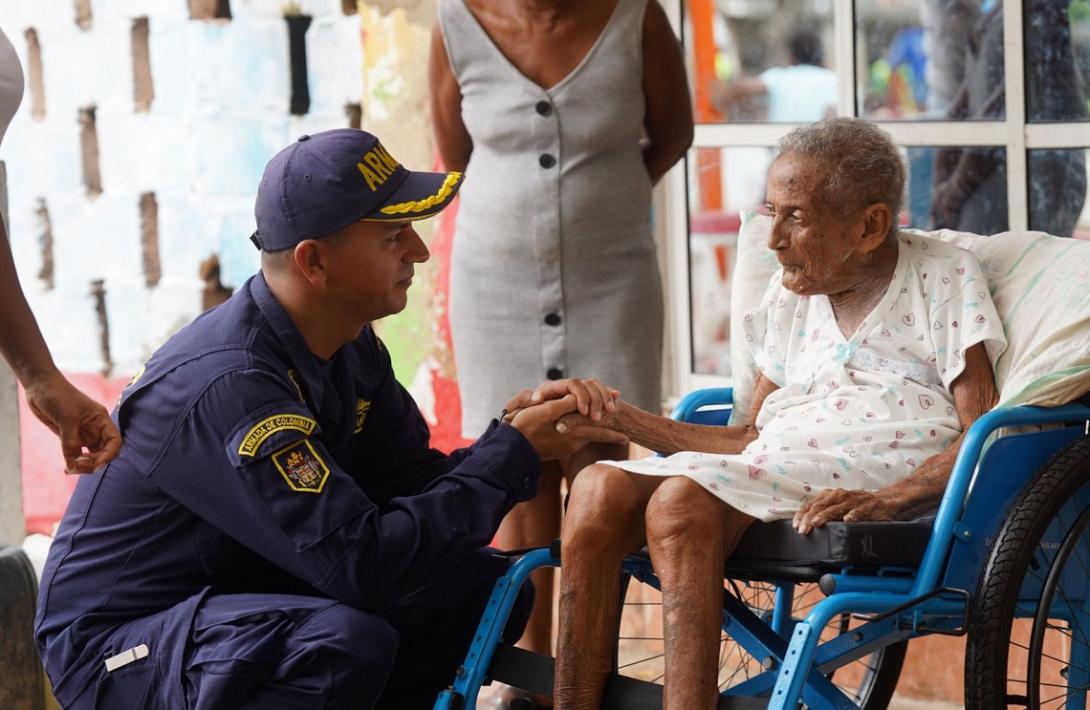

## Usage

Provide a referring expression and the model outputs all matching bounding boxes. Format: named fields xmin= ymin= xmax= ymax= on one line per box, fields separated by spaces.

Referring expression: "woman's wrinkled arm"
xmin=880 ymin=342 xmax=998 ymax=517
xmin=558 ymin=373 xmax=779 ymax=456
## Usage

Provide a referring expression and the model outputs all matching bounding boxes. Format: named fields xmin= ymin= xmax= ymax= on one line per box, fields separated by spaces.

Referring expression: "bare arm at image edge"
xmin=428 ymin=20 xmax=473 ymax=173
xmin=0 ymin=28 xmax=121 ymax=473
xmin=641 ymin=1 xmax=694 ymax=184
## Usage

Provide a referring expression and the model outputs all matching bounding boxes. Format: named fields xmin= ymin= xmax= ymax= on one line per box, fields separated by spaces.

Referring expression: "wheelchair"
xmin=433 ymin=387 xmax=1090 ymax=709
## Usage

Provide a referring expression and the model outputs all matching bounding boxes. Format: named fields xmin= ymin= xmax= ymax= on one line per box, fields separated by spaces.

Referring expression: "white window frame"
xmin=658 ymin=0 xmax=1090 ymax=401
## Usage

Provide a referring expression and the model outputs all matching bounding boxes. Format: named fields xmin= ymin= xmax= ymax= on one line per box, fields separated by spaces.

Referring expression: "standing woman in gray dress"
xmin=429 ymin=0 xmax=692 ymax=673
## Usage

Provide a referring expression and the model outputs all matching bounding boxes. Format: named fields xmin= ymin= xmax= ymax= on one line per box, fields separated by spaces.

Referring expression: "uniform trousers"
xmin=67 ymin=550 xmax=532 ymax=709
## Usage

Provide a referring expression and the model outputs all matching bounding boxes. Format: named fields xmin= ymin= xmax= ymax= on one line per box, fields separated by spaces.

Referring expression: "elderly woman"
xmin=550 ymin=118 xmax=1007 ymax=710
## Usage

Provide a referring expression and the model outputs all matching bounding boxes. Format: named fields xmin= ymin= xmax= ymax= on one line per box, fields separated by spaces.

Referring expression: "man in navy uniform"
xmin=35 ymin=129 xmax=624 ymax=709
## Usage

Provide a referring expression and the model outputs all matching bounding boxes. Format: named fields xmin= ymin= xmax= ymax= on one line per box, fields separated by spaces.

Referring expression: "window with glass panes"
xmin=658 ymin=0 xmax=1090 ymax=397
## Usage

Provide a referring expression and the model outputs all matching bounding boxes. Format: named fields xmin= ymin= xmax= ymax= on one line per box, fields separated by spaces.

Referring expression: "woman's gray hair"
xmin=777 ymin=118 xmax=905 ymax=231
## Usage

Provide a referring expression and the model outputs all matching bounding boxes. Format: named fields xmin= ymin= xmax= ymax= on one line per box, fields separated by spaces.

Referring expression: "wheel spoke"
xmin=722 ymin=646 xmax=752 ymax=688
xmin=617 ymin=652 xmax=665 ymax=671
xmin=1066 ymin=532 xmax=1090 ymax=579
xmin=1039 ymin=684 xmax=1090 ymax=707
xmin=1053 ymin=585 xmax=1090 ymax=652
xmin=1045 ymin=621 xmax=1073 ymax=636
xmin=1009 ymin=639 xmax=1090 ymax=675
xmin=1010 ymin=678 xmax=1084 ymax=690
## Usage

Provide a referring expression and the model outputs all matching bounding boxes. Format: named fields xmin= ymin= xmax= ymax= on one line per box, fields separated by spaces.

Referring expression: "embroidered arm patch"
xmin=238 ymin=414 xmax=318 ymax=457
xmin=272 ymin=440 xmax=331 ymax=493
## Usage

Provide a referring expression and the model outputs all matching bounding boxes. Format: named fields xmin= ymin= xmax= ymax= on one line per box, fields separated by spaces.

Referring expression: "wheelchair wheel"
xmin=615 ymin=577 xmax=905 ymax=708
xmin=966 ymin=435 xmax=1090 ymax=709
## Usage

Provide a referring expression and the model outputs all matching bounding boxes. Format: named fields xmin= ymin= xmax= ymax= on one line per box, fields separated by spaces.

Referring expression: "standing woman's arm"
xmin=0 ymin=224 xmax=121 ymax=472
xmin=0 ymin=27 xmax=120 ymax=473
xmin=641 ymin=1 xmax=694 ymax=185
xmin=428 ymin=21 xmax=473 ymax=173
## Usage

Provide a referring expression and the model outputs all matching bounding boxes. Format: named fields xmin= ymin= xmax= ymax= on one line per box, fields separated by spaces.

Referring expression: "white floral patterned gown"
xmin=603 ymin=234 xmax=1007 ymax=522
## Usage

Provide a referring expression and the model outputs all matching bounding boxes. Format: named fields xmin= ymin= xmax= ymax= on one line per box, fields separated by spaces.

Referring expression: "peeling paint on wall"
xmin=4 ymin=1 xmax=475 ymax=533
xmin=1 ymin=1 xmax=369 ymax=531
xmin=357 ymin=2 xmax=469 ymax=452
xmin=1 ymin=2 xmax=364 ymax=376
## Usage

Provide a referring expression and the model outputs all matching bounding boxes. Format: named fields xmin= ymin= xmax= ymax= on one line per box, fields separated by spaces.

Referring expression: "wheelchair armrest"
xmin=670 ymin=387 xmax=734 ymax=424
xmin=914 ymin=402 xmax=1090 ymax=593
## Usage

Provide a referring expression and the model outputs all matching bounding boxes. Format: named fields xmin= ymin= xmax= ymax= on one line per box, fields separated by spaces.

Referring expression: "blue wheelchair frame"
xmin=434 ymin=388 xmax=1090 ymax=709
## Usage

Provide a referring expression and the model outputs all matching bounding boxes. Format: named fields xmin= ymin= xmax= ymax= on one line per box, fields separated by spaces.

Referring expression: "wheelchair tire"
xmin=965 ymin=434 xmax=1090 ymax=709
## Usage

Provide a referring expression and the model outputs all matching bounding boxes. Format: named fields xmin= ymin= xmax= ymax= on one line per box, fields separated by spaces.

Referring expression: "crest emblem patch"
xmin=272 ymin=440 xmax=330 ymax=493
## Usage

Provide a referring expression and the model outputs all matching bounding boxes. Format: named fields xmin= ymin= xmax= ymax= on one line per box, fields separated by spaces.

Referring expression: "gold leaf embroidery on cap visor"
xmin=238 ymin=414 xmax=318 ymax=457
xmin=377 ymin=171 xmax=462 ymax=216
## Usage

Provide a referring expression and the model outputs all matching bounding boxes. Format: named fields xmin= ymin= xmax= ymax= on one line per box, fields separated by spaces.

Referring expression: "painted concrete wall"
xmin=354 ymin=2 xmax=469 ymax=452
xmin=1 ymin=1 xmax=362 ymax=376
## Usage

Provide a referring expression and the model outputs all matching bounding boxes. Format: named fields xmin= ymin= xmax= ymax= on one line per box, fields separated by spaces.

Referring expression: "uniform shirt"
xmin=35 ymin=272 xmax=540 ymax=705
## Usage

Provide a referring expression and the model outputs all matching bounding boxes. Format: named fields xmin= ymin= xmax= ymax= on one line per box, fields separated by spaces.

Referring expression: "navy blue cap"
xmin=251 ymin=128 xmax=464 ymax=251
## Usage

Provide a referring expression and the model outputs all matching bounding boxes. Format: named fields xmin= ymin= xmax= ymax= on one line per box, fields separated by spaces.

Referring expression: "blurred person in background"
xmin=931 ymin=0 xmax=1086 ymax=236
xmin=713 ymin=28 xmax=837 ymax=122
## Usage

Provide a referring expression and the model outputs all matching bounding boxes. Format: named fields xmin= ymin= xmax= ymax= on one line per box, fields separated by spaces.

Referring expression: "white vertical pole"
xmin=0 ymin=161 xmax=25 ymax=547
xmin=834 ymin=0 xmax=856 ymax=117
xmin=1003 ymin=0 xmax=1029 ymax=231
xmin=660 ymin=0 xmax=693 ymax=404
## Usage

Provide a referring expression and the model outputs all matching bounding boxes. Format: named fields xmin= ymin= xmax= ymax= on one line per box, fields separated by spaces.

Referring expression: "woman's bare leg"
xmin=554 ymin=464 xmax=664 ymax=710
xmin=644 ymin=478 xmax=754 ymax=710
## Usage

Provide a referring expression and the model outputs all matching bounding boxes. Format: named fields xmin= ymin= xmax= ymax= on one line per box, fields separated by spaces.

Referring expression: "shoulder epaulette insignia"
xmin=238 ymin=414 xmax=317 ymax=457
xmin=272 ymin=440 xmax=330 ymax=493
xmin=287 ymin=369 xmax=305 ymax=403
xmin=127 ymin=364 xmax=146 ymax=388
xmin=354 ymin=398 xmax=371 ymax=433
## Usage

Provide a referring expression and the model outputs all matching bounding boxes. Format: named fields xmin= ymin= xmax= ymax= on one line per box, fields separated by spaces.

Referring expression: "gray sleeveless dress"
xmin=438 ymin=0 xmax=664 ymax=437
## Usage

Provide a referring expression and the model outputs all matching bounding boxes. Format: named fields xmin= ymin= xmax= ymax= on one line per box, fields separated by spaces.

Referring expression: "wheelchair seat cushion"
xmin=728 ymin=515 xmax=935 ymax=569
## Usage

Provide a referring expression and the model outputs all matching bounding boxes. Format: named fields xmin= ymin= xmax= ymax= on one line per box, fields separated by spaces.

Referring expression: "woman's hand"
xmin=25 ymin=370 xmax=122 ymax=473
xmin=503 ymin=378 xmax=619 ymax=424
xmin=793 ymin=488 xmax=899 ymax=535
